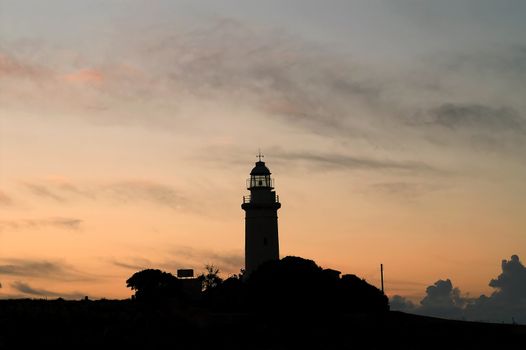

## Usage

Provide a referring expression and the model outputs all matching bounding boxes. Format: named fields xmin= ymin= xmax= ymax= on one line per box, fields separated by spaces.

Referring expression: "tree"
xmin=200 ymin=265 xmax=223 ymax=292
xmin=338 ymin=274 xmax=389 ymax=313
xmin=126 ymin=269 xmax=181 ymax=302
xmin=246 ymin=256 xmax=326 ymax=313
xmin=246 ymin=256 xmax=389 ymax=314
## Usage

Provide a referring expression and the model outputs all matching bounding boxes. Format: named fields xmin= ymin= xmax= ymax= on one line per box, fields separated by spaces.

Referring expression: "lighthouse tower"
xmin=241 ymin=154 xmax=281 ymax=276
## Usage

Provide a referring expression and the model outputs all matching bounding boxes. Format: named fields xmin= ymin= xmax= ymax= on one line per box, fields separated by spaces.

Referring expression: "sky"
xmin=1 ymin=0 xmax=526 ymax=321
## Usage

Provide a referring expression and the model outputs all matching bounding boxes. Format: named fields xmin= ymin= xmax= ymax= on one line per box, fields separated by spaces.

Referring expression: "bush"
xmin=245 ymin=256 xmax=388 ymax=314
xmin=126 ymin=269 xmax=182 ymax=302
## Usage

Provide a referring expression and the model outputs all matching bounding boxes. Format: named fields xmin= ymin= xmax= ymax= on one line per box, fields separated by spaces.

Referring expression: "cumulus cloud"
xmin=390 ymin=295 xmax=417 ymax=313
xmin=419 ymin=279 xmax=466 ymax=319
xmin=465 ymin=255 xmax=526 ymax=324
xmin=391 ymin=255 xmax=526 ymax=324
xmin=0 ymin=218 xmax=82 ymax=232
xmin=11 ymin=281 xmax=84 ymax=299
xmin=489 ymin=255 xmax=526 ymax=297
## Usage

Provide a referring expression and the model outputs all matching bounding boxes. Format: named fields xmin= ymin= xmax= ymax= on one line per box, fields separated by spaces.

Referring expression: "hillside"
xmin=0 ymin=299 xmax=524 ymax=349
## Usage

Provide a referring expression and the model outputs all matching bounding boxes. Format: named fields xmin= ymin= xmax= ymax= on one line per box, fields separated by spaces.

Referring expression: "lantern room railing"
xmin=243 ymin=194 xmax=280 ymax=204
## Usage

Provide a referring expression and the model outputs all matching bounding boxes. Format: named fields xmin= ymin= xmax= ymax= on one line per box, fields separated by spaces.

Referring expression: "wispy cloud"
xmin=23 ymin=183 xmax=68 ymax=202
xmin=11 ymin=281 xmax=84 ymax=299
xmin=0 ymin=52 xmax=50 ymax=79
xmin=112 ymin=246 xmax=243 ymax=276
xmin=111 ymin=256 xmax=158 ymax=272
xmin=2 ymin=19 xmax=525 ymax=161
xmin=432 ymin=45 xmax=526 ymax=87
xmin=134 ymin=19 xmax=389 ymax=136
xmin=63 ymin=68 xmax=104 ymax=84
xmin=426 ymin=103 xmax=525 ymax=133
xmin=0 ymin=218 xmax=82 ymax=232
xmin=369 ymin=182 xmax=444 ymax=198
xmin=404 ymin=102 xmax=526 ymax=154
xmin=0 ymin=19 xmax=389 ymax=137
xmin=22 ymin=179 xmax=187 ymax=210
xmin=171 ymin=246 xmax=244 ymax=272
xmin=271 ymin=150 xmax=442 ymax=175
xmin=101 ymin=181 xmax=185 ymax=209
xmin=0 ymin=190 xmax=14 ymax=206
xmin=0 ymin=259 xmax=91 ymax=281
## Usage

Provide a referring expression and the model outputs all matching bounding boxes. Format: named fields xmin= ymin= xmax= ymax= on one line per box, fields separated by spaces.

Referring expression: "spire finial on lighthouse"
xmin=257 ymin=149 xmax=264 ymax=162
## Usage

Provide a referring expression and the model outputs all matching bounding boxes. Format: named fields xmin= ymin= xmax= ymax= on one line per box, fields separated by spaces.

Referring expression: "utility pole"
xmin=380 ymin=263 xmax=384 ymax=294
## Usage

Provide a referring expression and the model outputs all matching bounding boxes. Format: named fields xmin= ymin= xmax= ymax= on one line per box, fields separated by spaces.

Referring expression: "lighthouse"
xmin=242 ymin=154 xmax=281 ymax=276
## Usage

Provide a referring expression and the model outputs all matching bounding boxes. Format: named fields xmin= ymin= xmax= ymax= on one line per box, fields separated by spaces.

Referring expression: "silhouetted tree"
xmin=338 ymin=274 xmax=389 ymax=313
xmin=126 ymin=269 xmax=181 ymax=302
xmin=246 ymin=256 xmax=388 ymax=314
xmin=202 ymin=275 xmax=246 ymax=312
xmin=235 ymin=268 xmax=246 ymax=280
xmin=200 ymin=264 xmax=223 ymax=292
xmin=246 ymin=256 xmax=326 ymax=313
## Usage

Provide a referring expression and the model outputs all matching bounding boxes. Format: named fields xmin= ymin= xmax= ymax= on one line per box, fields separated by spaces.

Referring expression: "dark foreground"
xmin=0 ymin=299 xmax=524 ymax=349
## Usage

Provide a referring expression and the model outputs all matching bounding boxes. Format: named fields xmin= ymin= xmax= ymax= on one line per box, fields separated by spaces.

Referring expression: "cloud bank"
xmin=3 ymin=19 xmax=524 ymax=154
xmin=391 ymin=255 xmax=526 ymax=324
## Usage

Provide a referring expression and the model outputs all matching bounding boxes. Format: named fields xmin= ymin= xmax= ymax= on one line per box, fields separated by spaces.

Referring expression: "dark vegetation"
xmin=0 ymin=256 xmax=524 ymax=349
xmin=202 ymin=256 xmax=388 ymax=314
xmin=126 ymin=268 xmax=182 ymax=302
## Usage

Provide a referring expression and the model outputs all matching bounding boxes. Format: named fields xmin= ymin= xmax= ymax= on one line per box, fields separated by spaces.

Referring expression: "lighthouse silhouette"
xmin=242 ymin=153 xmax=281 ymax=276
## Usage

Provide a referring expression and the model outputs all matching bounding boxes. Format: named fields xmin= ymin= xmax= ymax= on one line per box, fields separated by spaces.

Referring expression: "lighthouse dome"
xmin=250 ymin=161 xmax=271 ymax=175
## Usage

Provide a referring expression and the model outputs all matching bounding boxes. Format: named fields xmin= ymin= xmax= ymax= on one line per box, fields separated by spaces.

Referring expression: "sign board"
xmin=177 ymin=269 xmax=194 ymax=278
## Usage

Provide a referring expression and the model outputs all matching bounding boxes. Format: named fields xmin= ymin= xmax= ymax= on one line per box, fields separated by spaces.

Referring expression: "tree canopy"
xmin=126 ymin=269 xmax=181 ymax=302
xmin=125 ymin=257 xmax=388 ymax=314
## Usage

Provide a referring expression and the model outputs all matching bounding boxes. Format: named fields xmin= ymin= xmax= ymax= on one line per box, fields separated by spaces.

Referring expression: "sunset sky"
xmin=1 ymin=1 xmax=525 ymax=302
